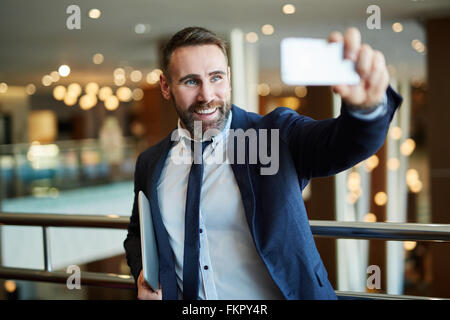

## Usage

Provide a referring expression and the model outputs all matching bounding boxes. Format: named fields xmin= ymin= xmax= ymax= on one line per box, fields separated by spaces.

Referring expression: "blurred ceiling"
xmin=1 ymin=0 xmax=450 ymax=89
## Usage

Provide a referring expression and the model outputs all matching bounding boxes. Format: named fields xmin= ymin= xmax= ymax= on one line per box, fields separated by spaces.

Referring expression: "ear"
xmin=160 ymin=74 xmax=171 ymax=100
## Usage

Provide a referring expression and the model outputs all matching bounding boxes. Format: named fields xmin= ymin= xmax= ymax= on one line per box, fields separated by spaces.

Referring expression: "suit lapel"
xmin=229 ymin=105 xmax=257 ymax=235
xmin=146 ymin=135 xmax=178 ymax=300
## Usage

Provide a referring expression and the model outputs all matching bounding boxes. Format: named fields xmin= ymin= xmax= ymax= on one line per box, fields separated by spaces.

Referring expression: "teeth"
xmin=196 ymin=108 xmax=217 ymax=114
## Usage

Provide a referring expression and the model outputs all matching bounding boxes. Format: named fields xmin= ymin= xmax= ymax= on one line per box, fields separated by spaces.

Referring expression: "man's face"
xmin=160 ymin=44 xmax=232 ymax=137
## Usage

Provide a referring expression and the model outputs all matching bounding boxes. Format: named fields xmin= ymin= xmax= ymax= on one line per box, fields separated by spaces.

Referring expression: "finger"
xmin=356 ymin=44 xmax=373 ymax=80
xmin=367 ymin=68 xmax=389 ymax=105
xmin=340 ymin=82 xmax=367 ymax=107
xmin=368 ymin=51 xmax=387 ymax=91
xmin=344 ymin=27 xmax=361 ymax=61
xmin=328 ymin=31 xmax=343 ymax=43
xmin=138 ymin=289 xmax=161 ymax=300
xmin=333 ymin=84 xmax=351 ymax=99
xmin=363 ymin=51 xmax=387 ymax=105
xmin=366 ymin=68 xmax=384 ymax=104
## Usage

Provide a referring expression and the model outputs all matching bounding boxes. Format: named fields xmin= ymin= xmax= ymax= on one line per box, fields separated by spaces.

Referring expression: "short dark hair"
xmin=162 ymin=27 xmax=228 ymax=80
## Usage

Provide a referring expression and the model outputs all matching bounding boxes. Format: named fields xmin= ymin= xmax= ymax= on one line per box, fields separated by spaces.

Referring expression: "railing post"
xmin=42 ymin=226 xmax=52 ymax=272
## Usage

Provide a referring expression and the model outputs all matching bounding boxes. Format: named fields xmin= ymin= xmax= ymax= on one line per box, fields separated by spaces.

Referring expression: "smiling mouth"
xmin=194 ymin=107 xmax=217 ymax=115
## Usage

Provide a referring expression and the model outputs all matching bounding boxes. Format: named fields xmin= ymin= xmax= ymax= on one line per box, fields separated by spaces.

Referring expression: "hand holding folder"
xmin=138 ymin=191 xmax=160 ymax=292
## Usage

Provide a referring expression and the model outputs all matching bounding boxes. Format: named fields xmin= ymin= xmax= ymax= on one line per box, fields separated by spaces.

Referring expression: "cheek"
xmin=173 ymin=89 xmax=196 ymax=109
xmin=217 ymin=82 xmax=231 ymax=99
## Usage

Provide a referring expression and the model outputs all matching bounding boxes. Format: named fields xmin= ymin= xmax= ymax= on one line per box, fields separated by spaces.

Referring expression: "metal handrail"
xmin=0 ymin=266 xmax=135 ymax=290
xmin=1 ymin=212 xmax=450 ymax=242
xmin=1 ymin=212 xmax=450 ymax=300
xmin=334 ymin=291 xmax=446 ymax=300
xmin=310 ymin=220 xmax=450 ymax=242
xmin=0 ymin=212 xmax=129 ymax=229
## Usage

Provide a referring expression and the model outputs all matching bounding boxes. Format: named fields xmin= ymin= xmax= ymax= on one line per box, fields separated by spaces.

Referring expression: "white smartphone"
xmin=281 ymin=37 xmax=360 ymax=86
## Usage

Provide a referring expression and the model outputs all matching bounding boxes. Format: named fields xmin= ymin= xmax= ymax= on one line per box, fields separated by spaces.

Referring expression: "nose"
xmin=197 ymin=82 xmax=214 ymax=103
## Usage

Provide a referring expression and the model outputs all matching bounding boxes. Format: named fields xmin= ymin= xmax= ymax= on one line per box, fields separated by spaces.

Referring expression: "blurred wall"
xmin=426 ymin=16 xmax=450 ymax=298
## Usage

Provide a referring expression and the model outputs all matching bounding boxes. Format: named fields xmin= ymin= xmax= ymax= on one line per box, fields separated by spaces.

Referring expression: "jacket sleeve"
xmin=270 ymin=85 xmax=402 ymax=181
xmin=123 ymin=153 xmax=144 ymax=284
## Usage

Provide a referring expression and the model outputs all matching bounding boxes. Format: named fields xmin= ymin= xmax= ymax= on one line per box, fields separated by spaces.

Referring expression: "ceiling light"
xmin=135 ymin=24 xmax=151 ymax=34
xmin=374 ymin=192 xmax=387 ymax=206
xmin=294 ymin=86 xmax=307 ymax=98
xmin=67 ymin=83 xmax=82 ymax=97
xmin=79 ymin=94 xmax=97 ymax=110
xmin=246 ymin=32 xmax=259 ymax=43
xmin=392 ymin=22 xmax=403 ymax=33
xmin=404 ymin=241 xmax=417 ymax=251
xmin=364 ymin=154 xmax=379 ymax=172
xmin=42 ymin=75 xmax=52 ymax=86
xmin=282 ymin=4 xmax=296 ymax=15
xmin=389 ymin=126 xmax=402 ymax=140
xmin=99 ymin=86 xmax=113 ymax=101
xmin=146 ymin=71 xmax=159 ymax=85
xmin=93 ymin=53 xmax=104 ymax=64
xmin=262 ymin=24 xmax=274 ymax=35
xmin=4 ymin=280 xmax=16 ymax=293
xmin=130 ymin=70 xmax=143 ymax=82
xmin=85 ymin=82 xmax=99 ymax=95
xmin=116 ymin=86 xmax=132 ymax=102
xmin=347 ymin=172 xmax=361 ymax=192
xmin=132 ymin=88 xmax=144 ymax=101
xmin=364 ymin=213 xmax=377 ymax=223
xmin=105 ymin=95 xmax=119 ymax=110
xmin=50 ymin=71 xmax=60 ymax=82
xmin=64 ymin=91 xmax=78 ymax=106
xmin=0 ymin=82 xmax=8 ymax=93
xmin=53 ymin=85 xmax=66 ymax=101
xmin=257 ymin=83 xmax=270 ymax=96
xmin=114 ymin=77 xmax=126 ymax=86
xmin=26 ymin=84 xmax=36 ymax=95
xmin=400 ymin=139 xmax=416 ymax=156
xmin=387 ymin=158 xmax=400 ymax=171
xmin=406 ymin=169 xmax=419 ymax=186
xmin=409 ymin=180 xmax=423 ymax=193
xmin=58 ymin=65 xmax=71 ymax=77
xmin=114 ymin=68 xmax=125 ymax=77
xmin=89 ymin=9 xmax=101 ymax=19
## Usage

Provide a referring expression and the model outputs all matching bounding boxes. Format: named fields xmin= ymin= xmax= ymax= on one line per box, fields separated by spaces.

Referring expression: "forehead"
xmin=169 ymin=44 xmax=228 ymax=79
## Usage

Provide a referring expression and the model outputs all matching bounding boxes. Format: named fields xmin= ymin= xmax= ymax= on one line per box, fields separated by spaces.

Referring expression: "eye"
xmin=184 ymin=79 xmax=198 ymax=86
xmin=211 ymin=75 xmax=223 ymax=82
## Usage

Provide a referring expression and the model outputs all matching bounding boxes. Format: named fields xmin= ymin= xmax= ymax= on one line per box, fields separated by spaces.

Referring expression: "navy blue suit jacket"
xmin=124 ymin=86 xmax=402 ymax=300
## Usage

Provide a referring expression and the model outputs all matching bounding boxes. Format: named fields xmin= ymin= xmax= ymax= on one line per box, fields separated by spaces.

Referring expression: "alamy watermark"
xmin=171 ymin=121 xmax=280 ymax=176
xmin=66 ymin=264 xmax=81 ymax=290
xmin=367 ymin=264 xmax=381 ymax=290
xmin=66 ymin=5 xmax=81 ymax=30
xmin=366 ymin=5 xmax=381 ymax=30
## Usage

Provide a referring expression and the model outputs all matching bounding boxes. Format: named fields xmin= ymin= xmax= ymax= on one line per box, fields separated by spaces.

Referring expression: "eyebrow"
xmin=178 ymin=70 xmax=226 ymax=84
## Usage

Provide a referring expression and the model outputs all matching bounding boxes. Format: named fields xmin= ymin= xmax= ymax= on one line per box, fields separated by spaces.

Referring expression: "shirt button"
xmin=199 ymin=228 xmax=203 ymax=233
xmin=204 ymin=265 xmax=209 ymax=270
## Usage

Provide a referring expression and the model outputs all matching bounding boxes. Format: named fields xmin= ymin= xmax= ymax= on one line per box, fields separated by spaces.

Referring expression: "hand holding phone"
xmin=281 ymin=28 xmax=389 ymax=109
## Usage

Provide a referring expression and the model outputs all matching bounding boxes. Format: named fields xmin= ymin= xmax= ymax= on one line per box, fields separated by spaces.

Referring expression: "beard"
xmin=171 ymin=93 xmax=232 ymax=138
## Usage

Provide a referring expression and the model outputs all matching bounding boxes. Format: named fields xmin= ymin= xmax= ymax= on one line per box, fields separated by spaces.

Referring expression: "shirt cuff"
xmin=346 ymin=93 xmax=388 ymax=121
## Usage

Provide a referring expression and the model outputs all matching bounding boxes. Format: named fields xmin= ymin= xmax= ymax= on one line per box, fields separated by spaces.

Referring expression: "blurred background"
xmin=0 ymin=0 xmax=450 ymax=299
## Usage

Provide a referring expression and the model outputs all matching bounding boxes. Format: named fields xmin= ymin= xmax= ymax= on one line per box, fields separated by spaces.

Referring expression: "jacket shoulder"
xmin=136 ymin=135 xmax=172 ymax=170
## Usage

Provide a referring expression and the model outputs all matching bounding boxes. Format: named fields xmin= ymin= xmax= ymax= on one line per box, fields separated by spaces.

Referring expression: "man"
xmin=124 ymin=26 xmax=402 ymax=300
